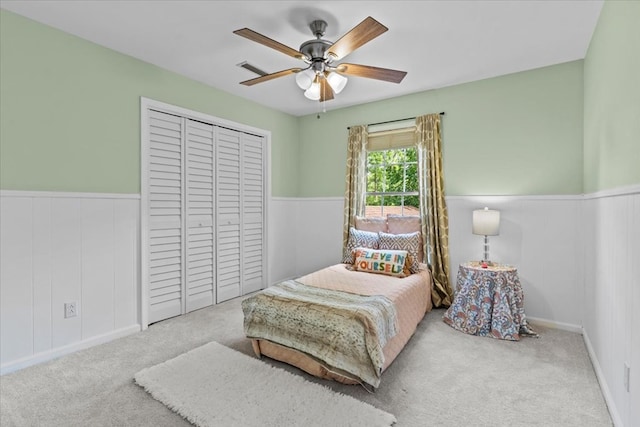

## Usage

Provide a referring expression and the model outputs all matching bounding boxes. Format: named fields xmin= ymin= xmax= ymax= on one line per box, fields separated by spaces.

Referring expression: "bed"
xmin=242 ymin=224 xmax=433 ymax=388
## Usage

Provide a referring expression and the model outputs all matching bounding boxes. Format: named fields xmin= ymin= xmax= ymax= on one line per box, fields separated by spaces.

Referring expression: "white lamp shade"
xmin=304 ymin=81 xmax=321 ymax=100
xmin=326 ymin=72 xmax=348 ymax=94
xmin=295 ymin=69 xmax=315 ymax=90
xmin=472 ymin=208 xmax=500 ymax=236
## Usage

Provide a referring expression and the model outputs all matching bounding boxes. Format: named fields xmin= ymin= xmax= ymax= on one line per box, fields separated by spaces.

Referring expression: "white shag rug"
xmin=134 ymin=341 xmax=396 ymax=427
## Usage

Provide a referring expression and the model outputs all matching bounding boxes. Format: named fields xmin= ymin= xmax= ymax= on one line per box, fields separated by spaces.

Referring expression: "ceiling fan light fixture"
xmin=304 ymin=80 xmax=321 ymax=100
xmin=326 ymin=72 xmax=348 ymax=94
xmin=295 ymin=69 xmax=315 ymax=90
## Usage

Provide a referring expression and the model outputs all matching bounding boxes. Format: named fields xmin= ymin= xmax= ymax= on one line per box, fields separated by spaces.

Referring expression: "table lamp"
xmin=472 ymin=207 xmax=500 ymax=265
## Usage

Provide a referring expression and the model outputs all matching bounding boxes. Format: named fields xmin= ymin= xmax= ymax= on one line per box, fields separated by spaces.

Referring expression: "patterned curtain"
xmin=416 ymin=114 xmax=453 ymax=307
xmin=342 ymin=125 xmax=369 ymax=257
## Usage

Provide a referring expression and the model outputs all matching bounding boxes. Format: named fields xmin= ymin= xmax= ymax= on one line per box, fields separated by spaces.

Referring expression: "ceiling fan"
xmin=233 ymin=16 xmax=407 ymax=102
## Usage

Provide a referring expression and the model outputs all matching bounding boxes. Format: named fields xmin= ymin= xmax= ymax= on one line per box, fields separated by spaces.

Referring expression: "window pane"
xmin=387 ymin=148 xmax=405 ymax=164
xmin=365 ymin=204 xmax=384 ymax=218
xmin=365 ymin=195 xmax=383 ymax=218
xmin=366 ymin=194 xmax=382 ymax=206
xmin=385 ymin=163 xmax=404 ymax=192
xmin=406 ymin=147 xmax=417 ymax=162
xmin=367 ymin=166 xmax=383 ymax=192
xmin=383 ymin=195 xmax=402 ymax=210
xmin=404 ymin=195 xmax=420 ymax=214
xmin=368 ymin=151 xmax=384 ymax=166
xmin=405 ymin=163 xmax=418 ymax=192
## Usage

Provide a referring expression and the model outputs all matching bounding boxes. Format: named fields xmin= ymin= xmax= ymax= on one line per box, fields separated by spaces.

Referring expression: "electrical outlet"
xmin=64 ymin=302 xmax=77 ymax=318
xmin=624 ymin=363 xmax=630 ymax=392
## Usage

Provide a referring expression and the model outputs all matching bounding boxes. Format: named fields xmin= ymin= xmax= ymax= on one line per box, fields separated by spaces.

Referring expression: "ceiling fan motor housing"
xmin=300 ymin=19 xmax=334 ymax=64
xmin=300 ymin=39 xmax=332 ymax=61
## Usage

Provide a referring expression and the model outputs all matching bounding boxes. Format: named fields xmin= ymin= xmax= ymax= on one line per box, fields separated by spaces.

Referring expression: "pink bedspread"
xmin=297 ymin=263 xmax=432 ymax=371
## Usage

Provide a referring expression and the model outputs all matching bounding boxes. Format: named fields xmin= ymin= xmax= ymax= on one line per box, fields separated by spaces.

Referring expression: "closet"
xmin=142 ymin=102 xmax=267 ymax=325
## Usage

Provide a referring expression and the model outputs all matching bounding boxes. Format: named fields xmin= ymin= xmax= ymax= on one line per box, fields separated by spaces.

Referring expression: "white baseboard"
xmin=583 ymin=330 xmax=623 ymax=427
xmin=0 ymin=324 xmax=141 ymax=375
xmin=526 ymin=316 xmax=582 ymax=334
xmin=270 ymin=275 xmax=298 ymax=287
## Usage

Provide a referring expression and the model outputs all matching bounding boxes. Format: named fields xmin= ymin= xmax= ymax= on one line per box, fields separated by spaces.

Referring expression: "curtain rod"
xmin=347 ymin=112 xmax=445 ymax=130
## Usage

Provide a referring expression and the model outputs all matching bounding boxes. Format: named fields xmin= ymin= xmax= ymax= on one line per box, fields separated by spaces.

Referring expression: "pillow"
xmin=342 ymin=227 xmax=379 ymax=264
xmin=387 ymin=214 xmax=420 ymax=234
xmin=387 ymin=215 xmax=424 ymax=264
xmin=354 ymin=216 xmax=388 ymax=233
xmin=353 ymin=247 xmax=409 ymax=277
xmin=378 ymin=231 xmax=421 ymax=274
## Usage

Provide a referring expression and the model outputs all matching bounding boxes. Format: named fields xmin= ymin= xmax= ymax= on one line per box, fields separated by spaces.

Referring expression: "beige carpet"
xmin=0 ymin=296 xmax=612 ymax=426
xmin=135 ymin=341 xmax=395 ymax=426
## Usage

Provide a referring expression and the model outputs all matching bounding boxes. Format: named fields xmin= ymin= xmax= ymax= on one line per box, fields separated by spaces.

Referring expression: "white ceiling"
xmin=1 ymin=0 xmax=603 ymax=117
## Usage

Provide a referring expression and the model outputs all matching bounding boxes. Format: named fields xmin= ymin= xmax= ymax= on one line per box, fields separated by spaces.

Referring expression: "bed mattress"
xmin=243 ymin=263 xmax=432 ymax=387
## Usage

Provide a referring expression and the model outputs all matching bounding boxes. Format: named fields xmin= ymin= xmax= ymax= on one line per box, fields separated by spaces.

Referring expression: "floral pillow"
xmin=378 ymin=231 xmax=421 ymax=274
xmin=353 ymin=247 xmax=409 ymax=278
xmin=342 ymin=227 xmax=379 ymax=264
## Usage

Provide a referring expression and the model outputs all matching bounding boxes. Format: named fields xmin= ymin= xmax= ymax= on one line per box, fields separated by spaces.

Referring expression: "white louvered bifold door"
xmin=216 ymin=128 xmax=242 ymax=303
xmin=145 ymin=101 xmax=267 ymax=324
xmin=185 ymin=120 xmax=215 ymax=312
xmin=148 ymin=110 xmax=184 ymax=324
xmin=241 ymin=134 xmax=265 ymax=294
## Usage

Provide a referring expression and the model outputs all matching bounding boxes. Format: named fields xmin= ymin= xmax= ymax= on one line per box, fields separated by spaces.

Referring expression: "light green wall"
xmin=1 ymin=9 xmax=602 ymax=198
xmin=298 ymin=61 xmax=584 ymax=197
xmin=583 ymin=0 xmax=640 ymax=192
xmin=0 ymin=10 xmax=300 ymax=196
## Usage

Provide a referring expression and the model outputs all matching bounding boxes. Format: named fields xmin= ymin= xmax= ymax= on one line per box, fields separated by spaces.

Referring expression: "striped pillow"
xmin=353 ymin=247 xmax=409 ymax=277
xmin=378 ymin=231 xmax=421 ymax=274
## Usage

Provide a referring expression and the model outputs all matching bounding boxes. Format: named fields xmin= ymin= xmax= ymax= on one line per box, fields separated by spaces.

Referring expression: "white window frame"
xmin=365 ymin=145 xmax=419 ymax=217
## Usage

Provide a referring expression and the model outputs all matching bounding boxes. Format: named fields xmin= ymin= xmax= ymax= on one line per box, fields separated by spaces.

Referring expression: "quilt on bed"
xmin=242 ymin=280 xmax=398 ymax=387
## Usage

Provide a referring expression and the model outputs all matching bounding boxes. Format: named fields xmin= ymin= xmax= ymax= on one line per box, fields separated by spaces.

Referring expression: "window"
xmin=365 ymin=146 xmax=419 ymax=217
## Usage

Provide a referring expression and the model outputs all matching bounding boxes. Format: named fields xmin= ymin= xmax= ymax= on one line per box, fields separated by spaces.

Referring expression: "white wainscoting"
xmin=582 ymin=185 xmax=639 ymax=427
xmin=447 ymin=195 xmax=584 ymax=328
xmin=0 ymin=191 xmax=140 ymax=374
xmin=269 ymin=198 xmax=299 ymax=284
xmin=269 ymin=197 xmax=345 ymax=282
xmin=295 ymin=198 xmax=345 ymax=277
xmin=292 ymin=195 xmax=585 ymax=328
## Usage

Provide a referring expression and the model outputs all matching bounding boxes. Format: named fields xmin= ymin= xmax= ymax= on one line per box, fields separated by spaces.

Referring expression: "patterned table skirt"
xmin=443 ymin=263 xmax=538 ymax=341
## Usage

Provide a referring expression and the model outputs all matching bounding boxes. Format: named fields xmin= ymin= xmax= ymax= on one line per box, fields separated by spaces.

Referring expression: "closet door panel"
xmin=148 ymin=111 xmax=183 ymax=323
xmin=185 ymin=120 xmax=215 ymax=312
xmin=216 ymin=128 xmax=242 ymax=302
xmin=145 ymin=102 xmax=267 ymax=325
xmin=242 ymin=134 xmax=265 ymax=294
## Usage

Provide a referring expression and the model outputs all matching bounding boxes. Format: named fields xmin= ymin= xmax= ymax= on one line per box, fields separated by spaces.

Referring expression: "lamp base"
xmin=473 ymin=260 xmax=495 ymax=268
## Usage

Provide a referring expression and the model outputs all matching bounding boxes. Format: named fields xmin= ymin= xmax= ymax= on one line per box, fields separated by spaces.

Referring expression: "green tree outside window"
xmin=365 ymin=147 xmax=419 ymax=216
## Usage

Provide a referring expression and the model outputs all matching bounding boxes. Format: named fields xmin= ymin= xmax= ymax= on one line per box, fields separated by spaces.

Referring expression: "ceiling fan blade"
xmin=240 ymin=68 xmax=301 ymax=86
xmin=319 ymin=77 xmax=334 ymax=102
xmin=234 ymin=28 xmax=304 ymax=60
xmin=327 ymin=16 xmax=388 ymax=60
xmin=337 ymin=63 xmax=407 ymax=83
